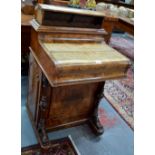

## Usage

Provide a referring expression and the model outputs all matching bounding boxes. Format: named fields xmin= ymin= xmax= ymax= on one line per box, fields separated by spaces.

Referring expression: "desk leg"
xmin=89 ymin=82 xmax=105 ymax=135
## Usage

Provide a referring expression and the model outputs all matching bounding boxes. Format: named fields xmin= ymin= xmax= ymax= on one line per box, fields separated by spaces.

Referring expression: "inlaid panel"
xmin=45 ymin=82 xmax=99 ymax=128
xmin=27 ymin=53 xmax=41 ymax=119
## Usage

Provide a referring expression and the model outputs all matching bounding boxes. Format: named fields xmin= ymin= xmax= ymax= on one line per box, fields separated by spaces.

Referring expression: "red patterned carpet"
xmin=21 ymin=136 xmax=80 ymax=155
xmin=109 ymin=35 xmax=134 ymax=60
xmin=104 ymin=35 xmax=134 ymax=129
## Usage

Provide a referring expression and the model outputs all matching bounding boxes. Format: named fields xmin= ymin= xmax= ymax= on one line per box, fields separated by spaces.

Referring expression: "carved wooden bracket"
xmin=89 ymin=82 xmax=105 ymax=135
xmin=36 ymin=74 xmax=51 ymax=150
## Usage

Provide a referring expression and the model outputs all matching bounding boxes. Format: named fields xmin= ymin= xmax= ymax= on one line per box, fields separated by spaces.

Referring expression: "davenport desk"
xmin=27 ymin=4 xmax=130 ymax=151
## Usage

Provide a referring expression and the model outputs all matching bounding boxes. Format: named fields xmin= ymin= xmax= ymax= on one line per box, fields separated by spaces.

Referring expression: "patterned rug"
xmin=109 ymin=35 xmax=134 ymax=60
xmin=104 ymin=35 xmax=134 ymax=129
xmin=21 ymin=136 xmax=80 ymax=155
xmin=99 ymin=106 xmax=120 ymax=129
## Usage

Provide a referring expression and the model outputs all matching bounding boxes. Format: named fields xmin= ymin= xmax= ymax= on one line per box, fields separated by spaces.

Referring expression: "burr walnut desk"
xmin=27 ymin=4 xmax=130 ymax=151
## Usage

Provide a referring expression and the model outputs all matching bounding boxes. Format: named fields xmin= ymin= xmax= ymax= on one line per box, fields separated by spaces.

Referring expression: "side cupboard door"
xmin=27 ymin=52 xmax=41 ymax=121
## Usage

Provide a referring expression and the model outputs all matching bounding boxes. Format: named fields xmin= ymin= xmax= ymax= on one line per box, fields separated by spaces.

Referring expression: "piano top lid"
xmin=36 ymin=3 xmax=118 ymax=20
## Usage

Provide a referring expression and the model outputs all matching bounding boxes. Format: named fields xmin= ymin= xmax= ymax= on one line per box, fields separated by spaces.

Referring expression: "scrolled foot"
xmin=89 ymin=116 xmax=104 ymax=135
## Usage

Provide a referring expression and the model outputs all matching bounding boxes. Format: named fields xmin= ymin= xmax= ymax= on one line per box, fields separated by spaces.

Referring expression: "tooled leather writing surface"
xmin=42 ymin=42 xmax=129 ymax=65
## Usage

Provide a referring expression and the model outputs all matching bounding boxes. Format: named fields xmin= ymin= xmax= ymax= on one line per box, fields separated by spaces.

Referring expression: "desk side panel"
xmin=27 ymin=52 xmax=41 ymax=121
xmin=45 ymin=82 xmax=100 ymax=130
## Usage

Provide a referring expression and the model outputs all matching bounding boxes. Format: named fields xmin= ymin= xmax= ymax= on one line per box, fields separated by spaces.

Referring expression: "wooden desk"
xmin=101 ymin=11 xmax=134 ymax=37
xmin=116 ymin=17 xmax=134 ymax=35
xmin=21 ymin=13 xmax=33 ymax=54
xmin=21 ymin=13 xmax=34 ymax=74
xmin=27 ymin=4 xmax=130 ymax=152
